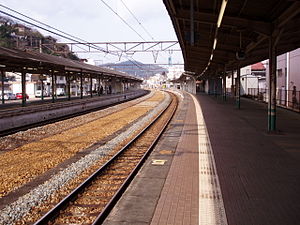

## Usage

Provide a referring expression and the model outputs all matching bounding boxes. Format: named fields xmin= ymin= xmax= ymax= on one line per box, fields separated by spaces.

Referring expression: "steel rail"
xmin=0 ymin=91 xmax=148 ymax=137
xmin=34 ymin=92 xmax=177 ymax=225
xmin=93 ymin=92 xmax=177 ymax=224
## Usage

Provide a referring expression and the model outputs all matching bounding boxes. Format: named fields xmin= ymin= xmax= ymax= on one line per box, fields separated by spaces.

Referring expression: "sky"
xmin=0 ymin=0 xmax=183 ymax=65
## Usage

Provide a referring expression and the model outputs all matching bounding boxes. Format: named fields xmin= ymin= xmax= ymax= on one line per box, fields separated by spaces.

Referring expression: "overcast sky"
xmin=0 ymin=0 xmax=183 ymax=65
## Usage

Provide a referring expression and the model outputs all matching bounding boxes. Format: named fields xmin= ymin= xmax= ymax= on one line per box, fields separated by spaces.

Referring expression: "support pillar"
xmin=41 ymin=79 xmax=44 ymax=101
xmin=214 ymin=79 xmax=217 ymax=97
xmin=67 ymin=72 xmax=71 ymax=101
xmin=21 ymin=70 xmax=26 ymax=107
xmin=80 ymin=71 xmax=83 ymax=99
xmin=51 ymin=70 xmax=55 ymax=103
xmin=268 ymin=37 xmax=277 ymax=131
xmin=223 ymin=69 xmax=227 ymax=101
xmin=1 ymin=70 xmax=5 ymax=104
xmin=231 ymin=70 xmax=234 ymax=97
xmin=54 ymin=73 xmax=57 ymax=100
xmin=286 ymin=52 xmax=289 ymax=107
xmin=236 ymin=65 xmax=241 ymax=109
xmin=90 ymin=74 xmax=93 ymax=98
xmin=121 ymin=79 xmax=125 ymax=93
xmin=98 ymin=76 xmax=101 ymax=96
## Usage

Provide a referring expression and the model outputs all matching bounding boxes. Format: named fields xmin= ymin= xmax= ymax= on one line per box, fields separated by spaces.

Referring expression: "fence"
xmin=247 ymin=88 xmax=300 ymax=112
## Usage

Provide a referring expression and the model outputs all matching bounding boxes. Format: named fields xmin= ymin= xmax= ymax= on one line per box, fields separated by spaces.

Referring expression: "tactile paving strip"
xmin=191 ymin=94 xmax=228 ymax=225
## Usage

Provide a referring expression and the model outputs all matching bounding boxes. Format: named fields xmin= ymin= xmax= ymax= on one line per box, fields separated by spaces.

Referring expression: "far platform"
xmin=103 ymin=91 xmax=300 ymax=225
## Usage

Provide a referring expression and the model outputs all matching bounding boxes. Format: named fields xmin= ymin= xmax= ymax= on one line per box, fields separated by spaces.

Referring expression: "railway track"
xmin=31 ymin=92 xmax=177 ymax=225
xmin=0 ymin=91 xmax=148 ymax=137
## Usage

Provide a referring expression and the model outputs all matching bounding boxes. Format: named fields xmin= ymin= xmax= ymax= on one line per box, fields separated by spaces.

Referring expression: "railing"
xmin=247 ymin=88 xmax=300 ymax=112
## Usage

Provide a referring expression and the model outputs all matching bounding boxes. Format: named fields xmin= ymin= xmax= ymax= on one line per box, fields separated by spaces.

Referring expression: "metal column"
xmin=190 ymin=0 xmax=194 ymax=46
xmin=54 ymin=73 xmax=57 ymax=100
xmin=51 ymin=70 xmax=55 ymax=103
xmin=231 ymin=70 xmax=234 ymax=97
xmin=214 ymin=79 xmax=217 ymax=97
xmin=268 ymin=37 xmax=277 ymax=131
xmin=90 ymin=74 xmax=93 ymax=98
xmin=21 ymin=70 xmax=26 ymax=107
xmin=67 ymin=72 xmax=71 ymax=101
xmin=236 ymin=65 xmax=241 ymax=109
xmin=223 ymin=69 xmax=227 ymax=101
xmin=41 ymin=79 xmax=44 ymax=101
xmin=80 ymin=71 xmax=83 ymax=99
xmin=98 ymin=76 xmax=101 ymax=96
xmin=1 ymin=70 xmax=4 ymax=104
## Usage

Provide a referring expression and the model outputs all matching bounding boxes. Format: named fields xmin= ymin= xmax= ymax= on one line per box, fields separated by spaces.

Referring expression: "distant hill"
xmin=102 ymin=60 xmax=168 ymax=79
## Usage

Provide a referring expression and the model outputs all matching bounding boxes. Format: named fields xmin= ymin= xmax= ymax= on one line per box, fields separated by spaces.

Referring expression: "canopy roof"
xmin=163 ymin=0 xmax=300 ymax=78
xmin=0 ymin=46 xmax=141 ymax=81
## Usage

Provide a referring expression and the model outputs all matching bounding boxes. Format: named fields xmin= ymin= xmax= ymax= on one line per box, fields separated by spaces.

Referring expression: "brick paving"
xmin=151 ymin=94 xmax=199 ymax=225
xmin=196 ymin=94 xmax=300 ymax=225
xmin=104 ymin=92 xmax=300 ymax=225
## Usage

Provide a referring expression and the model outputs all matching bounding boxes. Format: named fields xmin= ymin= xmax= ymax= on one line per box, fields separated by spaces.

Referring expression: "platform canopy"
xmin=0 ymin=46 xmax=141 ymax=81
xmin=163 ymin=0 xmax=300 ymax=77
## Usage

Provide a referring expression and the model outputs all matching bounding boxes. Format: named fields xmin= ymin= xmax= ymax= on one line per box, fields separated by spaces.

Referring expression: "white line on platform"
xmin=189 ymin=94 xmax=228 ymax=225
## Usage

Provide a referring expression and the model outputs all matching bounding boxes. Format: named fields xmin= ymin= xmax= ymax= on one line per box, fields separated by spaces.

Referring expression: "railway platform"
xmin=0 ymin=90 xmax=147 ymax=134
xmin=103 ymin=91 xmax=300 ymax=225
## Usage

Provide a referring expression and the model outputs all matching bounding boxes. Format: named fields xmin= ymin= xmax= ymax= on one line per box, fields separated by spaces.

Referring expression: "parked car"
xmin=0 ymin=93 xmax=16 ymax=100
xmin=16 ymin=93 xmax=29 ymax=99
xmin=6 ymin=93 xmax=16 ymax=100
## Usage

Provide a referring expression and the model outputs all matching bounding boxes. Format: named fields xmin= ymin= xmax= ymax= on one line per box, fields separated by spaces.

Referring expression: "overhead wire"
xmin=0 ymin=10 xmax=110 ymax=54
xmin=99 ymin=0 xmax=146 ymax=42
xmin=0 ymin=4 xmax=91 ymax=45
xmin=0 ymin=5 xmax=150 ymax=72
xmin=100 ymin=0 xmax=169 ymax=66
xmin=0 ymin=4 xmax=108 ymax=55
xmin=118 ymin=0 xmax=168 ymax=60
xmin=119 ymin=0 xmax=155 ymax=41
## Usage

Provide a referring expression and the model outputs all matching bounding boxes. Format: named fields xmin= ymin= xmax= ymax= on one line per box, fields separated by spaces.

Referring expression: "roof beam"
xmin=163 ymin=0 xmax=187 ymax=62
xmin=176 ymin=10 xmax=272 ymax=36
xmin=186 ymin=47 xmax=236 ymax=56
xmin=274 ymin=2 xmax=300 ymax=29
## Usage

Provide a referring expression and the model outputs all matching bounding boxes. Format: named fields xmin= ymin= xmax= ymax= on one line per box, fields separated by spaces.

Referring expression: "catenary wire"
xmin=0 ymin=7 xmax=151 ymax=72
xmin=99 ymin=0 xmax=146 ymax=42
xmin=119 ymin=0 xmax=155 ymax=41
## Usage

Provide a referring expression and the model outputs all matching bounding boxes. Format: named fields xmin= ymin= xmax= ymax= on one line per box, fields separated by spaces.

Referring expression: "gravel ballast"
xmin=0 ymin=92 xmax=171 ymax=225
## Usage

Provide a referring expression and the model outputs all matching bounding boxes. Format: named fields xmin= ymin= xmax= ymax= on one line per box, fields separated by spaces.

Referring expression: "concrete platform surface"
xmin=103 ymin=92 xmax=300 ymax=225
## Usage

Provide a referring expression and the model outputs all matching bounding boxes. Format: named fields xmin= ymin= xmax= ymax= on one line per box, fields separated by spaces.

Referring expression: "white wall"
xmin=240 ymin=75 xmax=258 ymax=95
xmin=11 ymin=82 xmax=35 ymax=97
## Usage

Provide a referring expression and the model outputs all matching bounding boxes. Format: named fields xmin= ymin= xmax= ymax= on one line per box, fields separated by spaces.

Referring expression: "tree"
xmin=0 ymin=23 xmax=16 ymax=48
xmin=67 ymin=52 xmax=80 ymax=61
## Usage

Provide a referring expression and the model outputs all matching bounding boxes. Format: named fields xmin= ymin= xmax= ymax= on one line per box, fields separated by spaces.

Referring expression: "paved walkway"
xmin=103 ymin=92 xmax=300 ymax=225
xmin=150 ymin=93 xmax=199 ymax=225
xmin=196 ymin=94 xmax=300 ymax=225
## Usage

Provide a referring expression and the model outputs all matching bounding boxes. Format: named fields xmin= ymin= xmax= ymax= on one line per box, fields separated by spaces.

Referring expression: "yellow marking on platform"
xmin=189 ymin=93 xmax=228 ymax=225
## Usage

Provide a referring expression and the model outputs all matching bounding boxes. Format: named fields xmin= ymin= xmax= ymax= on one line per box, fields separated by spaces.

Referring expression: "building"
xmin=265 ymin=48 xmax=300 ymax=107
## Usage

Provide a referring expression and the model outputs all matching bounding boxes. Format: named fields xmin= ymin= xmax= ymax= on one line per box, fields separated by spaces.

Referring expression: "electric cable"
xmin=0 ymin=7 xmax=150 ymax=72
xmin=100 ymin=0 xmax=146 ymax=41
xmin=119 ymin=0 xmax=155 ymax=41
